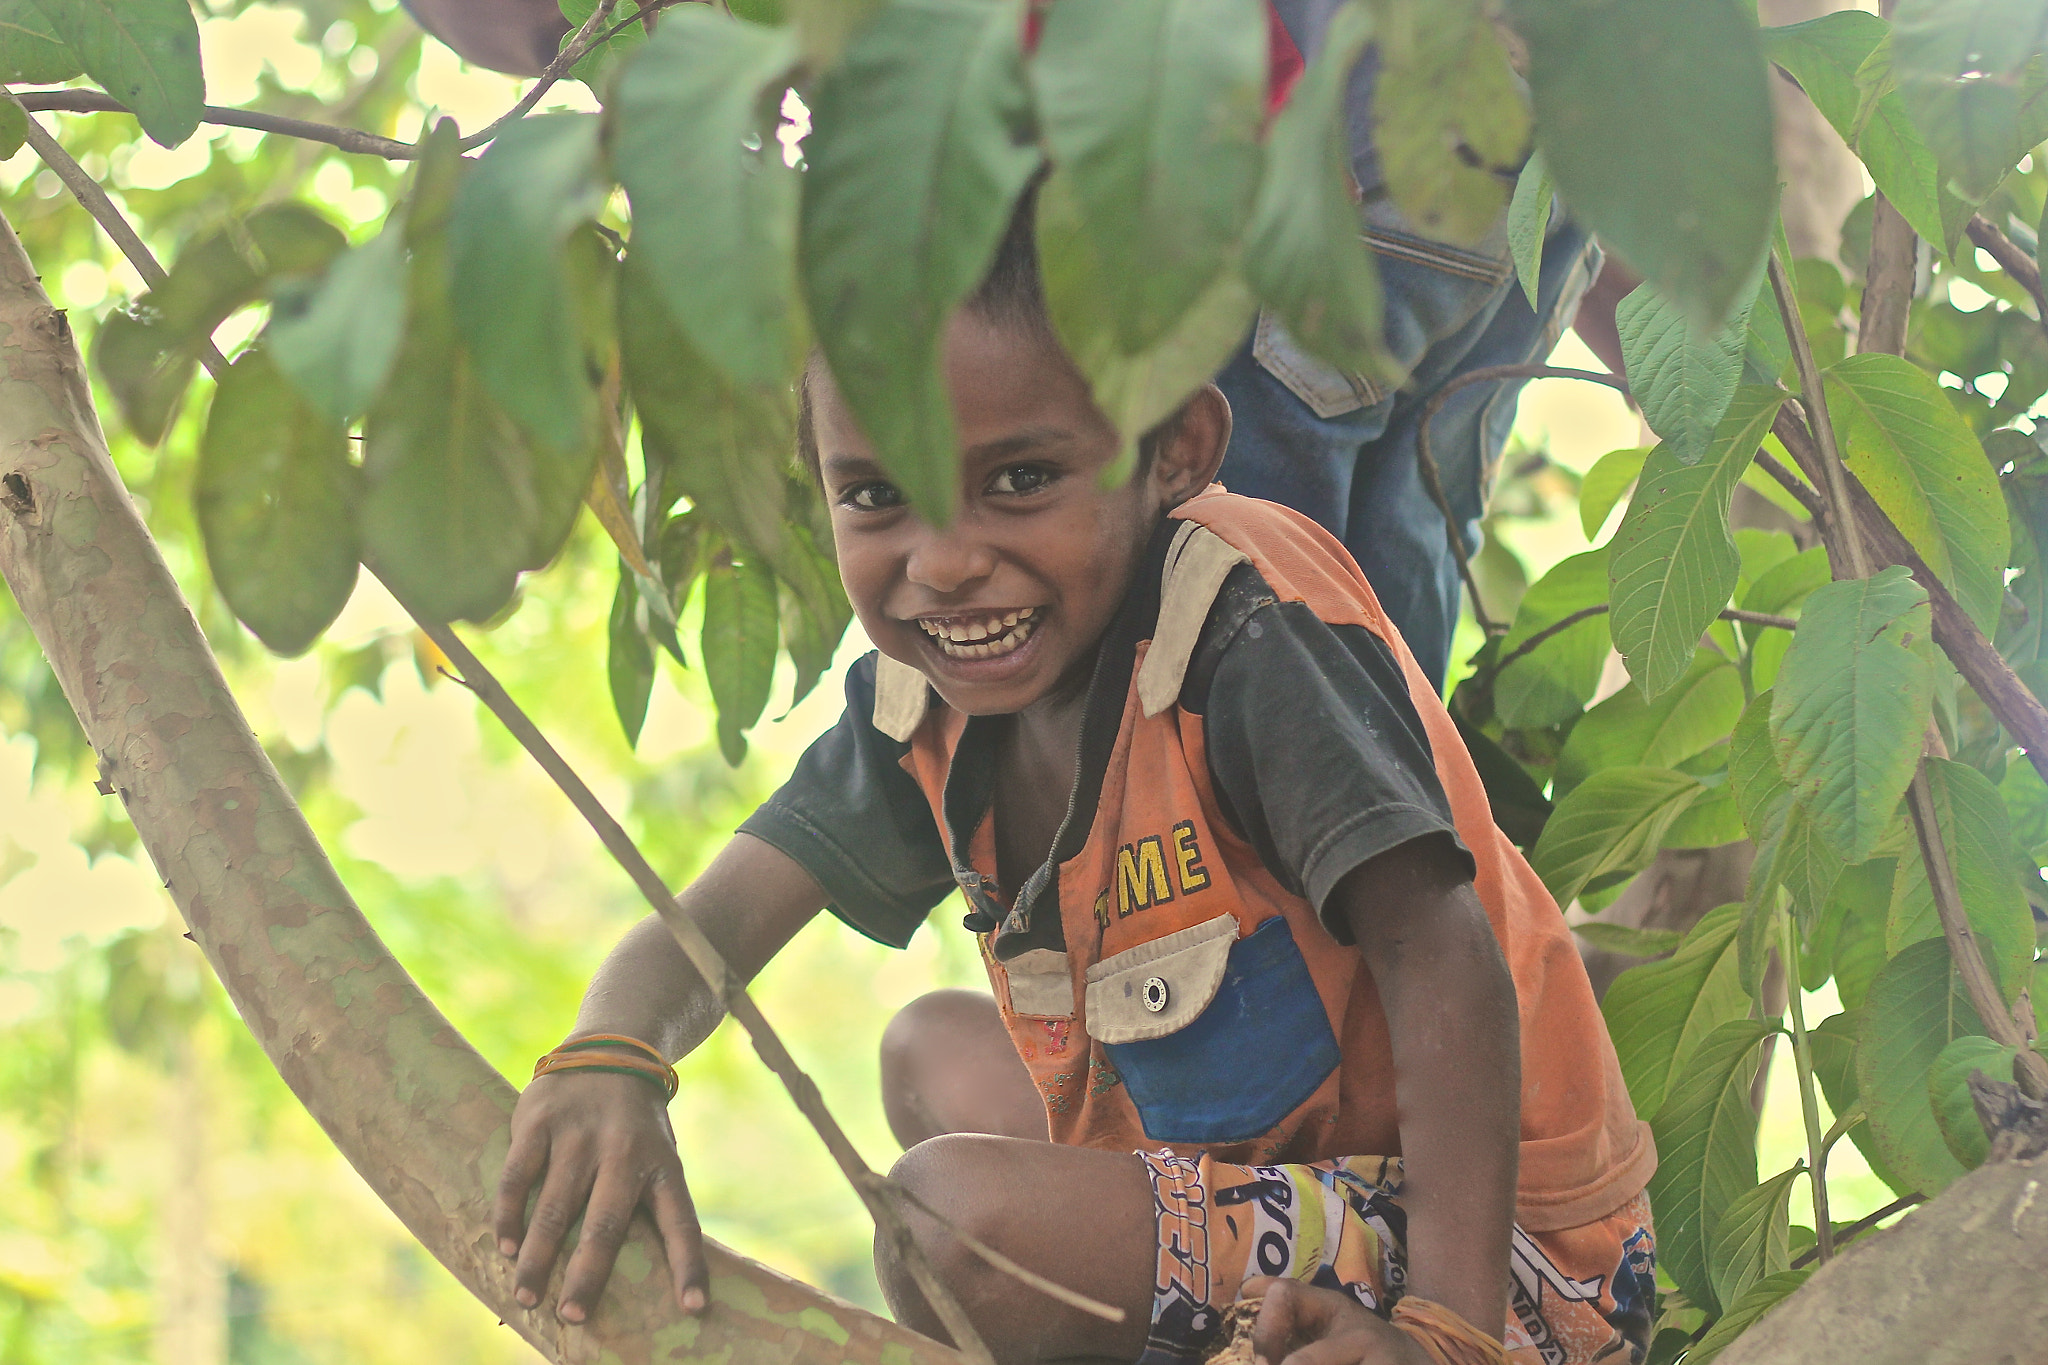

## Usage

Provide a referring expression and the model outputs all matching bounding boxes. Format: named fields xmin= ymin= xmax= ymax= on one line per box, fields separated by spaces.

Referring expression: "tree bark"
xmin=0 ymin=213 xmax=954 ymax=1364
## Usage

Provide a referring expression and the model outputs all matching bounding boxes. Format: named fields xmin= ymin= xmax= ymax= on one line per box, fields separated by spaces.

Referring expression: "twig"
xmin=1967 ymin=214 xmax=2047 ymax=328
xmin=1753 ymin=448 xmax=1827 ymax=523
xmin=1769 ymin=252 xmax=1870 ymax=578
xmin=1491 ymin=603 xmax=1795 ymax=677
xmin=1788 ymin=1193 xmax=1923 ymax=1269
xmin=460 ymin=0 xmax=620 ymax=151
xmin=1415 ymin=363 xmax=1630 ymax=635
xmin=1782 ymin=914 xmax=1834 ymax=1263
xmin=870 ymin=1175 xmax=1126 ymax=1324
xmin=12 ymin=88 xmax=419 ymax=160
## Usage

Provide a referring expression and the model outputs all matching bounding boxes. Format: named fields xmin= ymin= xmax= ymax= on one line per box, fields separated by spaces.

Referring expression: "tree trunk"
xmin=0 ymin=211 xmax=954 ymax=1365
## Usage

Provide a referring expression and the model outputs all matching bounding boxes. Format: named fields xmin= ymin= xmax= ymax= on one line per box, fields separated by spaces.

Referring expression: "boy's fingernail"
xmin=499 ymin=1238 xmax=519 ymax=1258
xmin=515 ymin=1289 xmax=538 ymax=1309
xmin=559 ymin=1302 xmax=586 ymax=1324
xmin=683 ymin=1288 xmax=707 ymax=1314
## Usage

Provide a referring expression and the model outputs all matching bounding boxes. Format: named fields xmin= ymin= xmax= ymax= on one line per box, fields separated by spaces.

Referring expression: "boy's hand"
xmin=495 ymin=1068 xmax=709 ymax=1323
xmin=1244 ymin=1280 xmax=1432 ymax=1365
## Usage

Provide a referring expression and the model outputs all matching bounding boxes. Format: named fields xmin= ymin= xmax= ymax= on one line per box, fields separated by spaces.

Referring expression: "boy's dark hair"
xmin=796 ymin=184 xmax=1187 ymax=486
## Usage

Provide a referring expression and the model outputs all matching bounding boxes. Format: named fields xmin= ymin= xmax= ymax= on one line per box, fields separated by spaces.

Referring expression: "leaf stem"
xmin=1490 ymin=603 xmax=1796 ymax=676
xmin=1781 ymin=911 xmax=1834 ymax=1263
xmin=1766 ymin=250 xmax=1869 ymax=578
xmin=1787 ymin=1193 xmax=1922 ymax=1269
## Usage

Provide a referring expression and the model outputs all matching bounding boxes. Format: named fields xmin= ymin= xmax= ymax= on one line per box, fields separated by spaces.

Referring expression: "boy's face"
xmin=814 ymin=313 xmax=1226 ymax=718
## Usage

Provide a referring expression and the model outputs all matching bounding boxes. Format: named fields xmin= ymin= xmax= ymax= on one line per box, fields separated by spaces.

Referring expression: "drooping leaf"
xmin=1556 ymin=650 xmax=1742 ymax=796
xmin=1508 ymin=152 xmax=1554 ymax=312
xmin=1647 ymin=1017 xmax=1773 ymax=1314
xmin=1770 ymin=567 xmax=1934 ymax=864
xmin=801 ymin=0 xmax=1042 ymax=517
xmin=448 ymin=112 xmax=608 ymax=456
xmin=612 ymin=9 xmax=802 ymax=389
xmin=1033 ymin=0 xmax=1264 ymax=353
xmin=195 ymin=349 xmax=360 ymax=657
xmin=0 ymin=98 xmax=23 ymax=159
xmin=31 ymin=0 xmax=201 ymax=145
xmin=155 ymin=202 xmax=350 ymax=345
xmin=1608 ymin=387 xmax=1787 ymax=697
xmin=1728 ymin=689 xmax=1789 ymax=834
xmin=92 ymin=297 xmax=196 ymax=445
xmin=1573 ymin=921 xmax=1683 ymax=959
xmin=1706 ymin=1165 xmax=1802 ymax=1314
xmin=1885 ymin=758 xmax=2035 ymax=1005
xmin=1826 ymin=353 xmax=2010 ymax=633
xmin=1747 ymin=796 xmax=1845 ymax=938
xmin=1508 ymin=0 xmax=1776 ymax=327
xmin=1927 ymin=1034 xmax=2016 ymax=1170
xmin=1685 ymin=1269 xmax=1813 ymax=1365
xmin=702 ymin=548 xmax=780 ymax=765
xmin=1602 ymin=902 xmax=1748 ymax=1118
xmin=1450 ymin=713 xmax=1552 ymax=850
xmin=1243 ymin=0 xmax=1382 ymax=375
xmin=1578 ymin=445 xmax=1649 ymax=540
xmin=607 ymin=562 xmax=656 ymax=748
xmin=0 ymin=0 xmax=80 ymax=82
xmin=266 ymin=219 xmax=408 ymax=426
xmin=1371 ymin=0 xmax=1530 ymax=247
xmin=1857 ymin=938 xmax=1984 ymax=1198
xmin=1804 ymin=855 xmax=1894 ymax=991
xmin=1494 ymin=547 xmax=1611 ymax=729
xmin=1615 ymin=278 xmax=1753 ymax=466
xmin=1531 ymin=766 xmax=1705 ymax=910
xmin=1891 ymin=0 xmax=2048 ymax=206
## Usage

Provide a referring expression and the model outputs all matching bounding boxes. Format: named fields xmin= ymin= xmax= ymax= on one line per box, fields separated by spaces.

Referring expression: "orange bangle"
xmin=1389 ymin=1297 xmax=1510 ymax=1365
xmin=532 ymin=1038 xmax=678 ymax=1101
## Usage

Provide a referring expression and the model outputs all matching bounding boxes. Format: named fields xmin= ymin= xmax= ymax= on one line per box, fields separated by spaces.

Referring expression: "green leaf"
xmin=1508 ymin=152 xmax=1553 ymax=312
xmin=449 ymin=113 xmax=607 ymax=456
xmin=1706 ymin=1165 xmax=1802 ymax=1313
xmin=702 ymin=549 xmax=780 ymax=765
xmin=266 ymin=219 xmax=408 ymax=426
xmin=1243 ymin=0 xmax=1382 ymax=375
xmin=1579 ymin=445 xmax=1649 ymax=540
xmin=153 ymin=203 xmax=350 ymax=348
xmin=1033 ymin=0 xmax=1264 ymax=353
xmin=1573 ymin=922 xmax=1683 ymax=958
xmin=1557 ymin=650 xmax=1742 ymax=795
xmin=1615 ymin=278 xmax=1753 ymax=466
xmin=801 ymin=0 xmax=1041 ymax=517
xmin=92 ymin=298 xmax=196 ymax=445
xmin=1647 ymin=1017 xmax=1773 ymax=1314
xmin=31 ymin=0 xmax=201 ymax=145
xmin=1747 ymin=796 xmax=1845 ymax=937
xmin=1494 ymin=547 xmax=1611 ymax=729
xmin=0 ymin=98 xmax=22 ymax=159
xmin=612 ymin=9 xmax=802 ymax=389
xmin=1805 ymin=856 xmax=1894 ymax=991
xmin=607 ymin=562 xmax=656 ymax=748
xmin=1371 ymin=0 xmax=1530 ymax=247
xmin=0 ymin=0 xmax=80 ymax=82
xmin=1509 ymin=0 xmax=1776 ymax=327
xmin=1685 ymin=1268 xmax=1813 ymax=1365
xmin=1449 ymin=712 xmax=1552 ymax=850
xmin=1885 ymin=757 xmax=2035 ymax=1005
xmin=1928 ymin=1034 xmax=2015 ymax=1170
xmin=1729 ymin=689 xmax=1789 ymax=837
xmin=1857 ymin=938 xmax=1984 ymax=1197
xmin=1532 ymin=766 xmax=1705 ymax=910
xmin=1741 ymin=544 xmax=1830 ymax=617
xmin=1825 ymin=353 xmax=2011 ymax=633
xmin=1891 ymin=0 xmax=2048 ymax=205
xmin=1602 ymin=902 xmax=1748 ymax=1117
xmin=1770 ymin=567 xmax=1934 ymax=863
xmin=195 ymin=349 xmax=359 ymax=657
xmin=558 ymin=0 xmax=647 ymax=89
xmin=1665 ymin=783 xmax=1745 ymax=850
xmin=1608 ymin=387 xmax=1787 ymax=697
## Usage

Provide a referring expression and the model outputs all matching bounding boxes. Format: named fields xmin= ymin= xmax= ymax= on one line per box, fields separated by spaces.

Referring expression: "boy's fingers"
xmin=1253 ymin=1281 xmax=1380 ymax=1365
xmin=494 ymin=1123 xmax=551 ymax=1257
xmin=647 ymin=1160 xmax=710 ymax=1314
xmin=514 ymin=1144 xmax=600 ymax=1310
xmin=555 ymin=1163 xmax=645 ymax=1323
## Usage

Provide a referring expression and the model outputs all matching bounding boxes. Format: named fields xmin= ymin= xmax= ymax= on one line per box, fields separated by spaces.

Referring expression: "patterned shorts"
xmin=1139 ymin=1152 xmax=1656 ymax=1365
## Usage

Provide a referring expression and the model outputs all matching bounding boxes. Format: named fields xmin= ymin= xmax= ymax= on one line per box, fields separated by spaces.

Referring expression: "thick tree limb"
xmin=0 ymin=205 xmax=961 ymax=1365
xmin=1966 ymin=215 xmax=2046 ymax=327
xmin=1857 ymin=195 xmax=1916 ymax=358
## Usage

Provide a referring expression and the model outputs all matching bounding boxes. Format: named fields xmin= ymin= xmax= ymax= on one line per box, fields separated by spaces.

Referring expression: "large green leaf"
xmin=31 ymin=0 xmax=200 ymax=145
xmin=1508 ymin=152 xmax=1553 ymax=312
xmin=1602 ymin=903 xmax=1748 ymax=1118
xmin=1747 ymin=797 xmax=1845 ymax=937
xmin=1706 ymin=1164 xmax=1802 ymax=1314
xmin=1508 ymin=0 xmax=1775 ymax=327
xmin=702 ymin=549 xmax=780 ymax=765
xmin=1614 ymin=279 xmax=1752 ymax=467
xmin=801 ymin=0 xmax=1041 ymax=516
xmin=1826 ymin=353 xmax=2010 ymax=633
xmin=1857 ymin=938 xmax=1984 ymax=1198
xmin=1556 ymin=650 xmax=1741 ymax=795
xmin=266 ymin=219 xmax=408 ymax=426
xmin=1727 ymin=690 xmax=1786 ymax=838
xmin=1531 ymin=766 xmax=1705 ymax=909
xmin=1647 ymin=1017 xmax=1773 ymax=1314
xmin=1033 ymin=0 xmax=1264 ymax=353
xmin=1494 ymin=547 xmax=1611 ymax=729
xmin=1243 ymin=0 xmax=1381 ymax=375
xmin=1770 ymin=567 xmax=1934 ymax=864
xmin=1608 ymin=387 xmax=1786 ymax=697
xmin=1686 ymin=1269 xmax=1813 ymax=1365
xmin=1812 ymin=1007 xmax=1912 ymax=1191
xmin=1891 ymin=0 xmax=2048 ymax=205
xmin=449 ymin=113 xmax=608 ymax=456
xmin=1371 ymin=0 xmax=1529 ymax=247
xmin=195 ymin=350 xmax=359 ymax=657
xmin=1885 ymin=758 xmax=2035 ymax=1005
xmin=0 ymin=0 xmax=80 ymax=82
xmin=1927 ymin=1034 xmax=2016 ymax=1170
xmin=612 ymin=10 xmax=802 ymax=389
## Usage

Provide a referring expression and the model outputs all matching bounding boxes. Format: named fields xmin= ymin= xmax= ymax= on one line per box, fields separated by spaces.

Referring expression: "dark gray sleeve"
xmin=738 ymin=654 xmax=956 ymax=948
xmin=1196 ymin=597 xmax=1473 ymax=942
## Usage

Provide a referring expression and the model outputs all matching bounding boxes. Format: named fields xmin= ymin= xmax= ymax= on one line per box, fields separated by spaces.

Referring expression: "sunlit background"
xmin=0 ymin=3 xmax=2015 ymax=1360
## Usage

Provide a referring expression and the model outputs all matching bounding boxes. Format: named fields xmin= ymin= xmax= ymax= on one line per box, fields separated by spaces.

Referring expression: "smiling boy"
xmin=497 ymin=217 xmax=1655 ymax=1365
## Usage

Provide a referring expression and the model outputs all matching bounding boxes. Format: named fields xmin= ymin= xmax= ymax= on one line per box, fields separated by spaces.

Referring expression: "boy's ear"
xmin=1153 ymin=384 xmax=1232 ymax=506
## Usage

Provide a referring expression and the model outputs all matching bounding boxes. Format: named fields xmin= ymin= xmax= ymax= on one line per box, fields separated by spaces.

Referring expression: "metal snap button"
xmin=1141 ymin=976 xmax=1170 ymax=1012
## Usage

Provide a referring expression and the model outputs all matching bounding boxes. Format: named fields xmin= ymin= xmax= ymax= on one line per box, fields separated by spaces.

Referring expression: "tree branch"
xmin=1966 ymin=214 xmax=2047 ymax=328
xmin=1858 ymin=194 xmax=1916 ymax=358
xmin=460 ymin=0 xmax=620 ymax=151
xmin=11 ymin=87 xmax=420 ymax=159
xmin=1490 ymin=604 xmax=1795 ymax=677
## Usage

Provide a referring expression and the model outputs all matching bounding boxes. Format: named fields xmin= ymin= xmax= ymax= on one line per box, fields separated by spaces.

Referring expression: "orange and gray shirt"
xmin=741 ymin=488 xmax=1655 ymax=1233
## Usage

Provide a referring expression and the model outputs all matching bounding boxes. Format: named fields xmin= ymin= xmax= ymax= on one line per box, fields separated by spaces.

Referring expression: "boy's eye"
xmin=842 ymin=480 xmax=904 ymax=511
xmin=988 ymin=465 xmax=1055 ymax=496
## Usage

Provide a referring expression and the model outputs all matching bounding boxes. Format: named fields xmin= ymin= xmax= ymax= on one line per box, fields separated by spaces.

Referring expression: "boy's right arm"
xmin=494 ymin=832 xmax=829 ymax=1324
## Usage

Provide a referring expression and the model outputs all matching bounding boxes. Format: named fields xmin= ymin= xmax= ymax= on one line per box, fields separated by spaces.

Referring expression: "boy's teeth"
xmin=921 ymin=610 xmax=1037 ymax=661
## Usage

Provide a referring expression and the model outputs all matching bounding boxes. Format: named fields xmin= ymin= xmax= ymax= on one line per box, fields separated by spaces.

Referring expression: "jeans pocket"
xmin=1251 ymin=310 xmax=1386 ymax=419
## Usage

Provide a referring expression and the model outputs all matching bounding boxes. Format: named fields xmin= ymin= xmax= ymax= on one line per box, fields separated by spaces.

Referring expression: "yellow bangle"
xmin=532 ymin=1036 xmax=678 ymax=1101
xmin=1389 ymin=1297 xmax=1510 ymax=1365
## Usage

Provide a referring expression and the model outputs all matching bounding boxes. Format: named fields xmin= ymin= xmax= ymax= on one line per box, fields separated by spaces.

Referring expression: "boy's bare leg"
xmin=880 ymin=990 xmax=1049 ymax=1146
xmin=879 ymin=1132 xmax=1156 ymax=1365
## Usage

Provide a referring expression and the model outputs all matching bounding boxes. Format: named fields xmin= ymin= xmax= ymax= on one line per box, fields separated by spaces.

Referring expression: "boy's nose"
xmin=903 ymin=524 xmax=998 ymax=595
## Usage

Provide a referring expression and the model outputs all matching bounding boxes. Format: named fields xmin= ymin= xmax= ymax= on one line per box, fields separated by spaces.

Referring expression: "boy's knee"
xmin=876 ymin=1134 xmax=1013 ymax=1337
